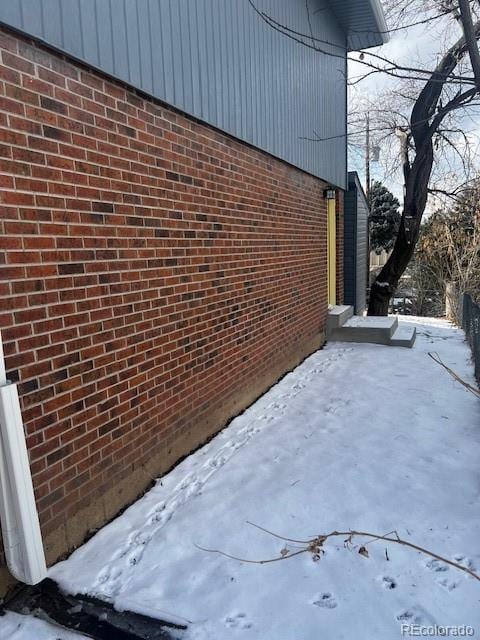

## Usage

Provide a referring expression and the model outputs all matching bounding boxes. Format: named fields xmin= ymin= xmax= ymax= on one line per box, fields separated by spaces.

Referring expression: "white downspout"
xmin=0 ymin=331 xmax=47 ymax=584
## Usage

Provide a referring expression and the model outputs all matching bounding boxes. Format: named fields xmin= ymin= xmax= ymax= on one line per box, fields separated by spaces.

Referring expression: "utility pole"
xmin=365 ymin=112 xmax=371 ymax=300
xmin=365 ymin=111 xmax=371 ymax=207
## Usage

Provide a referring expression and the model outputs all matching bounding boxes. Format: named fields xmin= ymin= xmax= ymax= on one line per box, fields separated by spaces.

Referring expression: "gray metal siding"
xmin=343 ymin=189 xmax=357 ymax=309
xmin=344 ymin=172 xmax=369 ymax=314
xmin=355 ymin=183 xmax=369 ymax=314
xmin=0 ymin=0 xmax=347 ymax=188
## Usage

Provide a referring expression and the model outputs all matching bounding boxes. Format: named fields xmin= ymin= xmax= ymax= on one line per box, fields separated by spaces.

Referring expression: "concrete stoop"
xmin=327 ymin=305 xmax=416 ymax=348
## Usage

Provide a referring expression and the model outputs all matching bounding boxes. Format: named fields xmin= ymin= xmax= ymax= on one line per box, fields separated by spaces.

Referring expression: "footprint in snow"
xmin=425 ymin=558 xmax=449 ymax=573
xmin=324 ymin=399 xmax=349 ymax=414
xmin=380 ymin=576 xmax=397 ymax=590
xmin=396 ymin=605 xmax=435 ymax=625
xmin=258 ymin=414 xmax=275 ymax=422
xmin=434 ymin=555 xmax=475 ymax=590
xmin=397 ymin=610 xmax=421 ymax=624
xmin=94 ymin=566 xmax=123 ymax=596
xmin=310 ymin=367 xmax=324 ymax=375
xmin=148 ymin=502 xmax=167 ymax=524
xmin=438 ymin=577 xmax=459 ymax=591
xmin=96 ymin=567 xmax=112 ymax=585
xmin=224 ymin=612 xmax=253 ymax=629
xmin=149 ymin=501 xmax=166 ymax=517
xmin=268 ymin=401 xmax=287 ymax=411
xmin=324 ymin=404 xmax=338 ymax=415
xmin=311 ymin=592 xmax=338 ymax=609
xmin=127 ymin=546 xmax=145 ymax=566
xmin=209 ymin=454 xmax=228 ymax=468
xmin=291 ymin=382 xmax=306 ymax=391
xmin=178 ymin=473 xmax=197 ymax=490
xmin=453 ymin=554 xmax=476 ymax=571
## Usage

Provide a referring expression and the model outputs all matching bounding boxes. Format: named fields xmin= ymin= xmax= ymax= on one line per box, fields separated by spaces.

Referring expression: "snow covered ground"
xmin=2 ymin=316 xmax=479 ymax=640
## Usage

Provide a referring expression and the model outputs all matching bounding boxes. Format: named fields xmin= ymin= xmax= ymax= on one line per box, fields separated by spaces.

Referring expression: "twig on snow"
xmin=194 ymin=543 xmax=308 ymax=565
xmin=196 ymin=523 xmax=480 ymax=582
xmin=428 ymin=351 xmax=480 ymax=398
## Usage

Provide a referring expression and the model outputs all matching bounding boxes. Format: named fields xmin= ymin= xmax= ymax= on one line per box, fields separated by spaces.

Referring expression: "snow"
xmin=327 ymin=305 xmax=351 ymax=316
xmin=0 ymin=611 xmax=86 ymax=639
xmin=343 ymin=315 xmax=397 ymax=328
xmin=390 ymin=324 xmax=416 ymax=341
xmin=2 ymin=317 xmax=479 ymax=640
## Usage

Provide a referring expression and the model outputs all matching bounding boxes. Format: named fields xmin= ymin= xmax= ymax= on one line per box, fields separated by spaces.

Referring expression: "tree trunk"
xmin=368 ymin=139 xmax=429 ymax=315
xmin=368 ymin=214 xmax=420 ymax=315
xmin=445 ymin=282 xmax=460 ymax=323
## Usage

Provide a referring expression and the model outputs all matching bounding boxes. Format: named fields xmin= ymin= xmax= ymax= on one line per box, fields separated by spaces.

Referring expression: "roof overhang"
xmin=327 ymin=0 xmax=389 ymax=51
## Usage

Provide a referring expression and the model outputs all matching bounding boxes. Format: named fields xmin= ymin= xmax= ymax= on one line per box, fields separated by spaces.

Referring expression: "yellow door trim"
xmin=327 ymin=197 xmax=336 ymax=306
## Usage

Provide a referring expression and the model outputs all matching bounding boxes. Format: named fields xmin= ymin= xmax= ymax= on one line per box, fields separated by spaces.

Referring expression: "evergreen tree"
xmin=369 ymin=181 xmax=401 ymax=253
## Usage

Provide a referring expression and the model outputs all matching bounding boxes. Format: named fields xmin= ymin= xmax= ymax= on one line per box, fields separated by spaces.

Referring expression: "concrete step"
xmin=329 ymin=315 xmax=398 ymax=345
xmin=389 ymin=324 xmax=416 ymax=348
xmin=326 ymin=305 xmax=354 ymax=336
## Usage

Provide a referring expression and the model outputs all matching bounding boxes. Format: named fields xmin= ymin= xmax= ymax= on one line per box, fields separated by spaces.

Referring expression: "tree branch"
xmin=196 ymin=523 xmax=480 ymax=582
xmin=458 ymin=0 xmax=480 ymax=91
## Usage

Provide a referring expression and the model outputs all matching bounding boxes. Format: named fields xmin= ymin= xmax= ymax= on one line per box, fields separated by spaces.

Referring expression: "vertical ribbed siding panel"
xmin=18 ymin=0 xmax=42 ymax=39
xmin=355 ymin=180 xmax=369 ymax=314
xmin=231 ymin=3 xmax=242 ymax=140
xmin=79 ymin=0 xmax=99 ymax=69
xmin=220 ymin=1 xmax=230 ymax=135
xmin=170 ymin=0 xmax=183 ymax=110
xmin=344 ymin=173 xmax=369 ymax=314
xmin=259 ymin=6 xmax=268 ymax=153
xmin=344 ymin=182 xmax=357 ymax=310
xmin=159 ymin=0 xmax=174 ymax=105
xmin=0 ymin=1 xmax=21 ymax=26
xmin=124 ymin=0 xmax=141 ymax=88
xmin=0 ymin=0 xmax=347 ymax=187
xmin=178 ymin=0 xmax=193 ymax=118
xmin=287 ymin=0 xmax=297 ymax=174
xmin=39 ymin=0 xmax=62 ymax=50
xmin=249 ymin=7 xmax=257 ymax=148
xmin=212 ymin=1 xmax=223 ymax=131
xmin=95 ymin=0 xmax=114 ymax=74
xmin=111 ymin=2 xmax=128 ymax=83
xmin=60 ymin=0 xmax=82 ymax=59
xmin=137 ymin=1 xmax=153 ymax=96
xmin=237 ymin=1 xmax=247 ymax=141
xmin=189 ymin=2 xmax=201 ymax=119
xmin=200 ymin=3 xmax=213 ymax=119
xmin=147 ymin=0 xmax=162 ymax=98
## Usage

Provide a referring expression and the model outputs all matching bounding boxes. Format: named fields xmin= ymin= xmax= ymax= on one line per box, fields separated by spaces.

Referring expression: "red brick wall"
xmin=0 ymin=28 xmax=336 ymax=581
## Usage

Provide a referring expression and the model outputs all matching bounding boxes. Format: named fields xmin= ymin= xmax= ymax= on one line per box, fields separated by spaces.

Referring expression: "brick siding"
xmin=0 ymin=27 xmax=341 ymax=588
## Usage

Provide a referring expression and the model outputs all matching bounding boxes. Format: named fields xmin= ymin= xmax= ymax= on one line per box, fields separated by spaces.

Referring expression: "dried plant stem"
xmin=326 ymin=530 xmax=480 ymax=582
xmin=194 ymin=543 xmax=308 ymax=565
xmin=428 ymin=351 xmax=480 ymax=398
xmin=196 ymin=523 xmax=480 ymax=582
xmin=246 ymin=520 xmax=312 ymax=544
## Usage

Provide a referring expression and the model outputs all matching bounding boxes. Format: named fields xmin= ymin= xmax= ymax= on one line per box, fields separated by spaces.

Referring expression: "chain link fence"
xmin=462 ymin=293 xmax=480 ymax=384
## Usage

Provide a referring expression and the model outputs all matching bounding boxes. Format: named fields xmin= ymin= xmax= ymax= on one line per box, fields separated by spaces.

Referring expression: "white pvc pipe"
xmin=0 ymin=332 xmax=6 ymax=386
xmin=0 ymin=331 xmax=47 ymax=584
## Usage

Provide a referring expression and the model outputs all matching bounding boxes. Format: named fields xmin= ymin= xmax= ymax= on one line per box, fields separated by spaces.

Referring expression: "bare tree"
xmin=412 ymin=183 xmax=480 ymax=322
xmin=248 ymin=0 xmax=480 ymax=315
xmin=367 ymin=1 xmax=480 ymax=314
